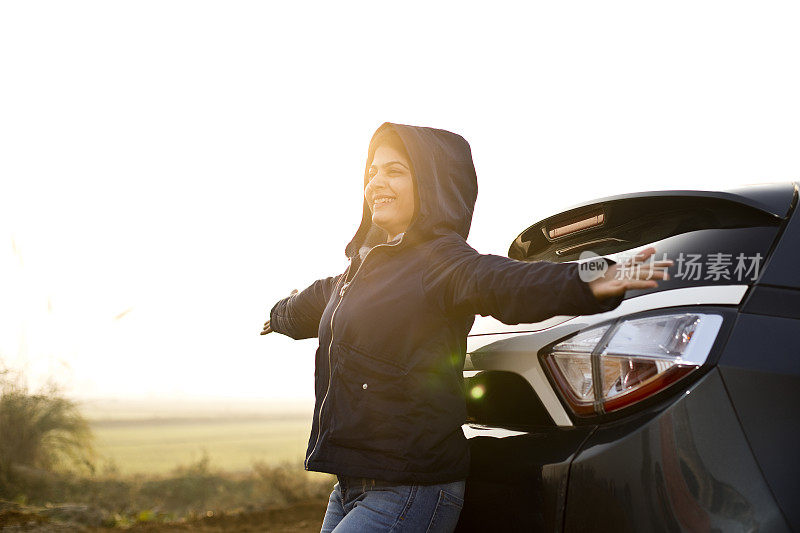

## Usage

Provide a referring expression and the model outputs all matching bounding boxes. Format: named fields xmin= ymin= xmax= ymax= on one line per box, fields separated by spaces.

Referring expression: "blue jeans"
xmin=319 ymin=475 xmax=466 ymax=532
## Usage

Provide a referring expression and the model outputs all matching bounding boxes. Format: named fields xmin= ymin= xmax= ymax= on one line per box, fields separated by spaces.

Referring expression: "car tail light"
xmin=541 ymin=313 xmax=723 ymax=416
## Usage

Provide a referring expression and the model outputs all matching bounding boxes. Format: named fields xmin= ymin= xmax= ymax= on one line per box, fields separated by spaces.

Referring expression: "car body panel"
xmin=740 ymin=284 xmax=800 ymax=320
xmin=564 ymin=370 xmax=789 ymax=532
xmin=718 ymin=312 xmax=800 ymax=531
xmin=456 ymin=425 xmax=595 ymax=532
xmin=468 ymin=284 xmax=749 ymax=345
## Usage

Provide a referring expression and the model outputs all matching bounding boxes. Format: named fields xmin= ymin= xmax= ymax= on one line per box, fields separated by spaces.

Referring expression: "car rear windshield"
xmin=510 ymin=195 xmax=789 ymax=292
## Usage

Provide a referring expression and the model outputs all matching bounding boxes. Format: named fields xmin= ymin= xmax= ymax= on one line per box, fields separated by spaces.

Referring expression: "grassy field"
xmin=1 ymin=394 xmax=333 ymax=530
xmin=91 ymin=415 xmax=311 ymax=475
xmin=82 ymin=398 xmax=315 ymax=475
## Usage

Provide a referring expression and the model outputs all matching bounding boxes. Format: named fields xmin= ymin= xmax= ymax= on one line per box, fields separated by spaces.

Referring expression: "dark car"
xmin=456 ymin=182 xmax=800 ymax=532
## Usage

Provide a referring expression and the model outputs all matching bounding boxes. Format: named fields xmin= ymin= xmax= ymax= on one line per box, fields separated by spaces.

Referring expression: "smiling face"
xmin=364 ymin=144 xmax=416 ymax=241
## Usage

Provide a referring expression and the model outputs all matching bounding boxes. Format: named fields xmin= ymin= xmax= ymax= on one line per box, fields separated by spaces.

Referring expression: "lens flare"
xmin=470 ymin=385 xmax=485 ymax=400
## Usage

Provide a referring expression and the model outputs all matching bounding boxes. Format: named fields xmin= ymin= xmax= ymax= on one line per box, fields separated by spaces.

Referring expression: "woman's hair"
xmin=367 ymin=129 xmax=412 ymax=174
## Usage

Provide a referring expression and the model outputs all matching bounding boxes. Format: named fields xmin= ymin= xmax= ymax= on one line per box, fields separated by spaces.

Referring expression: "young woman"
xmin=262 ymin=123 xmax=671 ymax=532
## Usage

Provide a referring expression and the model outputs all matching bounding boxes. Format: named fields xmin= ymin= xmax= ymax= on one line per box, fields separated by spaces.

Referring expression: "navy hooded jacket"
xmin=269 ymin=123 xmax=624 ymax=483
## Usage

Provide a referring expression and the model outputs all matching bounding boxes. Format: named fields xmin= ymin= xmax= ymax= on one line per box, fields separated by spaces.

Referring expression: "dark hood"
xmin=345 ymin=122 xmax=479 ymax=258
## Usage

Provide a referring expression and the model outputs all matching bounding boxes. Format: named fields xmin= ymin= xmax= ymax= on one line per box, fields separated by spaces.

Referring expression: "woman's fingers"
xmin=651 ymin=259 xmax=673 ymax=274
xmin=622 ymin=248 xmax=672 ymax=265
xmin=616 ymin=266 xmax=671 ymax=281
xmin=621 ymin=279 xmax=659 ymax=291
xmin=589 ymin=247 xmax=674 ymax=301
xmin=617 ymin=250 xmax=673 ymax=274
xmin=633 ymin=246 xmax=656 ymax=262
xmin=637 ymin=266 xmax=671 ymax=279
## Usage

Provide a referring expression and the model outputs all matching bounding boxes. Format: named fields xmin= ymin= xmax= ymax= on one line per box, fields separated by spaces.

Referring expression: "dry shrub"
xmin=0 ymin=369 xmax=95 ymax=499
xmin=133 ymin=456 xmax=333 ymax=515
xmin=252 ymin=461 xmax=333 ymax=506
xmin=137 ymin=451 xmax=225 ymax=515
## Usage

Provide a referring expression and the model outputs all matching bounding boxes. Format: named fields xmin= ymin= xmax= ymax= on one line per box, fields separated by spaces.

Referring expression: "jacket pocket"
xmin=328 ymin=343 xmax=412 ymax=461
xmin=338 ymin=342 xmax=410 ymax=375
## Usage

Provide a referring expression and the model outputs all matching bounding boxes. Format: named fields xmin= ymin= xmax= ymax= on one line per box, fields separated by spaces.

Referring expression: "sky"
xmin=1 ymin=1 xmax=799 ymax=402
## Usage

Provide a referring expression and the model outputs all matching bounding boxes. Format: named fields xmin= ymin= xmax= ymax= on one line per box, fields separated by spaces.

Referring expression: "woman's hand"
xmin=261 ymin=289 xmax=299 ymax=335
xmin=587 ymin=247 xmax=673 ymax=301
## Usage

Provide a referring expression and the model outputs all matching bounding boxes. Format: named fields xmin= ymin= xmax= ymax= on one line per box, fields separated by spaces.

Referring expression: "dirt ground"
xmin=0 ymin=500 xmax=327 ymax=532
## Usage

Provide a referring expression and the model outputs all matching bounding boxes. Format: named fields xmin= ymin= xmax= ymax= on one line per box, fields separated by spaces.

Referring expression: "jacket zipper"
xmin=304 ymin=236 xmax=404 ymax=469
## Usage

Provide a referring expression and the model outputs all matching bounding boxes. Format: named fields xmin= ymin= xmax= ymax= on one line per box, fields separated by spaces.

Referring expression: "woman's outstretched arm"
xmin=263 ymin=274 xmax=343 ymax=339
xmin=423 ymin=234 xmax=669 ymax=325
xmin=261 ymin=289 xmax=297 ymax=335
